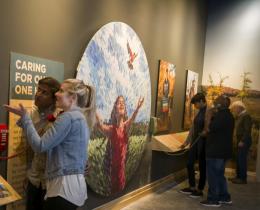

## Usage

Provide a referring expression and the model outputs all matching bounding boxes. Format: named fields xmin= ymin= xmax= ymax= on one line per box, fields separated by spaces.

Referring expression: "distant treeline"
xmin=202 ymin=85 xmax=260 ymax=98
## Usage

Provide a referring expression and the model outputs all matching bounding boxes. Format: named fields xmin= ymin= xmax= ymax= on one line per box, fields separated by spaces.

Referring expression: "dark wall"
xmin=0 ymin=0 xmax=207 ymax=209
xmin=0 ymin=0 xmax=207 ymax=129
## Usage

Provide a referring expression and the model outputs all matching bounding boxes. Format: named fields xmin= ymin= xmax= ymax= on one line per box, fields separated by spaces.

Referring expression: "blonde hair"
xmin=63 ymin=79 xmax=96 ymax=129
xmin=230 ymin=100 xmax=246 ymax=110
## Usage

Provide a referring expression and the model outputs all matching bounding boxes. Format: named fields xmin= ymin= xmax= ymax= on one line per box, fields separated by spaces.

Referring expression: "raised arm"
xmin=125 ymin=97 xmax=144 ymax=130
xmin=4 ymin=104 xmax=72 ymax=153
xmin=4 ymin=104 xmax=26 ymax=116
xmin=95 ymin=112 xmax=112 ymax=136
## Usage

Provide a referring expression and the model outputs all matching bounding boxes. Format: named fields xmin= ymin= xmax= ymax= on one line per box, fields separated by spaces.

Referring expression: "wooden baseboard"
xmin=94 ymin=169 xmax=186 ymax=210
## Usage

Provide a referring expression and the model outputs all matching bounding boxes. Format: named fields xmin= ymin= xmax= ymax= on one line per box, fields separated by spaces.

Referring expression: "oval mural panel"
xmin=76 ymin=22 xmax=151 ymax=196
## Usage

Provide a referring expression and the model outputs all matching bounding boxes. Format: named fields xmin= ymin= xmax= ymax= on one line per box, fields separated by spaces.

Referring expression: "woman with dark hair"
xmin=96 ymin=96 xmax=144 ymax=193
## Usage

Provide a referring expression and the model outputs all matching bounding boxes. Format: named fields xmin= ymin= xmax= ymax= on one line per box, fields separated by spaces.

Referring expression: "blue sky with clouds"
xmin=77 ymin=22 xmax=151 ymax=123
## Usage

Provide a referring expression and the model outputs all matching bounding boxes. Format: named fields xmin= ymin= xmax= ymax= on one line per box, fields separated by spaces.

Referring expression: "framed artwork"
xmin=183 ymin=70 xmax=199 ymax=130
xmin=155 ymin=60 xmax=176 ymax=132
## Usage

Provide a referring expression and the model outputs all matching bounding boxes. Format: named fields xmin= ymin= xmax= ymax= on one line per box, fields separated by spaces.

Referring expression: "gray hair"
xmin=230 ymin=101 xmax=246 ymax=110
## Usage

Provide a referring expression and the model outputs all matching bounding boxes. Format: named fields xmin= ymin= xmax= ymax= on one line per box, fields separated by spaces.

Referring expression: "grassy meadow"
xmin=86 ymin=134 xmax=147 ymax=196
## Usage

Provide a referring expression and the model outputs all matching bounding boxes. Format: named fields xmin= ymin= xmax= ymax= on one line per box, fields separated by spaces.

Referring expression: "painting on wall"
xmin=183 ymin=70 xmax=199 ymax=130
xmin=76 ymin=22 xmax=151 ymax=196
xmin=155 ymin=60 xmax=176 ymax=132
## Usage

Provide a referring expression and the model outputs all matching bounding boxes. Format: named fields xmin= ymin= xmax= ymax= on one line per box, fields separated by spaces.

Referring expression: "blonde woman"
xmin=4 ymin=79 xmax=95 ymax=210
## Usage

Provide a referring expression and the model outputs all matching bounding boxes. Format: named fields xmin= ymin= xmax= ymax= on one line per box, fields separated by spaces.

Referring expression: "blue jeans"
xmin=206 ymin=158 xmax=230 ymax=202
xmin=237 ymin=138 xmax=251 ymax=181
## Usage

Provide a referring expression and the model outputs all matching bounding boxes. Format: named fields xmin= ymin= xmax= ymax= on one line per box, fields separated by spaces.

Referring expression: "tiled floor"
xmin=122 ymin=174 xmax=260 ymax=210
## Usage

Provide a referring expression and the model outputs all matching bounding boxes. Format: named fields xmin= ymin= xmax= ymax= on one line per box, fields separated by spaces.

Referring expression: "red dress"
xmin=110 ymin=125 xmax=128 ymax=193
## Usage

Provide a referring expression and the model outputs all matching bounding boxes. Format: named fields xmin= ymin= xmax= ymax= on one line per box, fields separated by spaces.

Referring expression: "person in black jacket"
xmin=230 ymin=101 xmax=252 ymax=184
xmin=200 ymin=95 xmax=235 ymax=207
xmin=179 ymin=93 xmax=207 ymax=198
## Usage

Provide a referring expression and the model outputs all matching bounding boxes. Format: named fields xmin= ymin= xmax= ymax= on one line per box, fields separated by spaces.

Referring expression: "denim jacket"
xmin=18 ymin=107 xmax=89 ymax=180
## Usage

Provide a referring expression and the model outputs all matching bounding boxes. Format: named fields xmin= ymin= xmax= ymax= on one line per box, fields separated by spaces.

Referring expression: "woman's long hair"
xmin=63 ymin=79 xmax=96 ymax=130
xmin=110 ymin=96 xmax=128 ymax=125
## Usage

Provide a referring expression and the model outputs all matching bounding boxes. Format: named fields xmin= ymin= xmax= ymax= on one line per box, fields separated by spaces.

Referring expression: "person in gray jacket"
xmin=4 ymin=79 xmax=96 ymax=210
xmin=230 ymin=101 xmax=252 ymax=184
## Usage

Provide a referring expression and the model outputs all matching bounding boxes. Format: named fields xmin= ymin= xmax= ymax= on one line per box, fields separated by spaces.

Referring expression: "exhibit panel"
xmin=76 ymin=22 xmax=151 ymax=196
xmin=0 ymin=176 xmax=21 ymax=206
xmin=6 ymin=53 xmax=64 ymax=210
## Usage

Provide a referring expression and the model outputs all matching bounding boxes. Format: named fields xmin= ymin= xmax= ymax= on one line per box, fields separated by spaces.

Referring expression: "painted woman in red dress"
xmin=96 ymin=96 xmax=144 ymax=193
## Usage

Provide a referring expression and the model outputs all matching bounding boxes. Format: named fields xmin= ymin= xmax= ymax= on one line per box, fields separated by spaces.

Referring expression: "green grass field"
xmin=86 ymin=135 xmax=147 ymax=196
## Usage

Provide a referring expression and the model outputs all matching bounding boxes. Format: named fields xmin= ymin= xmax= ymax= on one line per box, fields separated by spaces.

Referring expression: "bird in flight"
xmin=127 ymin=41 xmax=138 ymax=70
